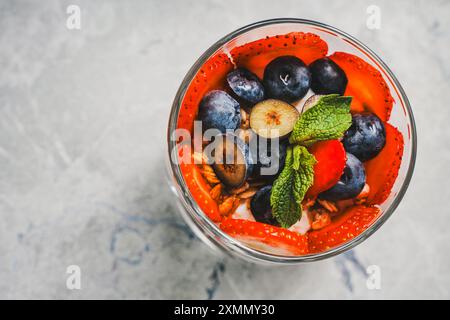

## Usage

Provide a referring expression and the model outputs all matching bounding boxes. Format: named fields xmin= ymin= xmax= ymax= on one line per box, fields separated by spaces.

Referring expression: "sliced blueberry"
xmin=250 ymin=185 xmax=279 ymax=226
xmin=198 ymin=90 xmax=240 ymax=133
xmin=309 ymin=57 xmax=348 ymax=95
xmin=226 ymin=68 xmax=265 ymax=104
xmin=343 ymin=113 xmax=386 ymax=161
xmin=249 ymin=99 xmax=299 ymax=139
xmin=319 ymin=153 xmax=366 ymax=201
xmin=255 ymin=138 xmax=288 ymax=180
xmin=211 ymin=133 xmax=253 ymax=188
xmin=263 ymin=56 xmax=311 ymax=103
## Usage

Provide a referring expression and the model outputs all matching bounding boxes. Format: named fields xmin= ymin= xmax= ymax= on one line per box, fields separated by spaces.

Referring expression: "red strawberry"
xmin=308 ymin=205 xmax=381 ymax=253
xmin=306 ymin=140 xmax=346 ymax=197
xmin=365 ymin=123 xmax=404 ymax=205
xmin=230 ymin=32 xmax=328 ymax=78
xmin=177 ymin=52 xmax=233 ymax=133
xmin=178 ymin=145 xmax=222 ymax=222
xmin=220 ymin=218 xmax=309 ymax=255
xmin=329 ymin=52 xmax=394 ymax=122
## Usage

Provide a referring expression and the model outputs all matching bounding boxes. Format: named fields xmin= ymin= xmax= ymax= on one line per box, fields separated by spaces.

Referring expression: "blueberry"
xmin=343 ymin=113 xmax=386 ymax=161
xmin=250 ymin=185 xmax=279 ymax=226
xmin=309 ymin=58 xmax=348 ymax=95
xmin=255 ymin=138 xmax=288 ymax=180
xmin=198 ymin=90 xmax=240 ymax=133
xmin=263 ymin=56 xmax=311 ymax=103
xmin=226 ymin=68 xmax=265 ymax=104
xmin=212 ymin=133 xmax=254 ymax=188
xmin=319 ymin=153 xmax=366 ymax=201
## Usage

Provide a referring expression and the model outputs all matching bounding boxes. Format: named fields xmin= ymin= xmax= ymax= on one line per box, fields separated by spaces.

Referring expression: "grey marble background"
xmin=0 ymin=0 xmax=448 ymax=299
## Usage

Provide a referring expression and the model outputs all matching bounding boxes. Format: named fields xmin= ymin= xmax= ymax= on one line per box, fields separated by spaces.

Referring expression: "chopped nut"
xmin=240 ymin=108 xmax=249 ymax=123
xmin=192 ymin=152 xmax=208 ymax=164
xmin=311 ymin=211 xmax=331 ymax=230
xmin=240 ymin=109 xmax=251 ymax=130
xmin=229 ymin=182 xmax=249 ymax=195
xmin=237 ymin=187 xmax=258 ymax=199
xmin=355 ymin=183 xmax=370 ymax=204
xmin=303 ymin=197 xmax=316 ymax=209
xmin=241 ymin=119 xmax=250 ymax=130
xmin=201 ymin=165 xmax=221 ymax=185
xmin=219 ymin=196 xmax=238 ymax=216
xmin=317 ymin=199 xmax=338 ymax=213
xmin=210 ymin=184 xmax=222 ymax=201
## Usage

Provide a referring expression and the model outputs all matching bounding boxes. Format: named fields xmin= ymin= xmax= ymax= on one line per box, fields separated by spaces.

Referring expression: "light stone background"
xmin=0 ymin=0 xmax=448 ymax=299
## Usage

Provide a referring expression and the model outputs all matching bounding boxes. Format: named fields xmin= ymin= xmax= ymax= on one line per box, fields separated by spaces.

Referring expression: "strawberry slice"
xmin=177 ymin=52 xmax=233 ymax=133
xmin=329 ymin=52 xmax=394 ymax=122
xmin=178 ymin=145 xmax=222 ymax=222
xmin=306 ymin=140 xmax=346 ymax=197
xmin=365 ymin=123 xmax=404 ymax=205
xmin=230 ymin=32 xmax=328 ymax=78
xmin=308 ymin=205 xmax=381 ymax=253
xmin=220 ymin=218 xmax=309 ymax=255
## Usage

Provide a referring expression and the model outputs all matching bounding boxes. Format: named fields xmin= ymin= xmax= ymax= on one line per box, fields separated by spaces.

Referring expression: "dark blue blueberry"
xmin=198 ymin=90 xmax=240 ymax=133
xmin=343 ymin=113 xmax=386 ymax=161
xmin=309 ymin=57 xmax=348 ymax=95
xmin=263 ymin=56 xmax=311 ymax=103
xmin=255 ymin=138 xmax=288 ymax=180
xmin=319 ymin=153 xmax=366 ymax=201
xmin=250 ymin=185 xmax=279 ymax=226
xmin=226 ymin=68 xmax=265 ymax=104
xmin=212 ymin=133 xmax=253 ymax=188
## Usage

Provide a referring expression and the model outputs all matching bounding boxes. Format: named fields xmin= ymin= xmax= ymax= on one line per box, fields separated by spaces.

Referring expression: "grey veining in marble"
xmin=0 ymin=0 xmax=449 ymax=299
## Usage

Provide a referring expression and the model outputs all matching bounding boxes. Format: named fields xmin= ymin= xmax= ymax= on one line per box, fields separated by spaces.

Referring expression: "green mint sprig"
xmin=271 ymin=94 xmax=352 ymax=228
xmin=271 ymin=145 xmax=316 ymax=228
xmin=289 ymin=95 xmax=352 ymax=146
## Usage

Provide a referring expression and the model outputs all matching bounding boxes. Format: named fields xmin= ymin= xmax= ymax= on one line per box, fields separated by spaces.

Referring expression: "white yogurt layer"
xmin=232 ymin=201 xmax=255 ymax=221
xmin=231 ymin=200 xmax=311 ymax=235
xmin=288 ymin=209 xmax=311 ymax=235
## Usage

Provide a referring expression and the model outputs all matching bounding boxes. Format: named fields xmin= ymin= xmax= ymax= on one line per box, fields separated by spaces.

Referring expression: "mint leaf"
xmin=270 ymin=147 xmax=299 ymax=228
xmin=292 ymin=145 xmax=316 ymax=206
xmin=271 ymin=145 xmax=316 ymax=228
xmin=289 ymin=94 xmax=352 ymax=146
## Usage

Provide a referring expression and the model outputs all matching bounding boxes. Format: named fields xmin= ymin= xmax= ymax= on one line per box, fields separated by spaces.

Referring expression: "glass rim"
xmin=166 ymin=18 xmax=417 ymax=264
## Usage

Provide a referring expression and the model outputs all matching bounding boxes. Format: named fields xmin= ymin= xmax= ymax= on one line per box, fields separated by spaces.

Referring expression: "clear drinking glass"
xmin=166 ymin=18 xmax=416 ymax=264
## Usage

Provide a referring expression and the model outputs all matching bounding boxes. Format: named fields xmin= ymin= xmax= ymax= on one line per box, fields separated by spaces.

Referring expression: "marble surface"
xmin=0 ymin=0 xmax=449 ymax=299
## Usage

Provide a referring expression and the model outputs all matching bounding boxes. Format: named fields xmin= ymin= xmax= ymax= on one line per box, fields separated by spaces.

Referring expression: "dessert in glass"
xmin=167 ymin=19 xmax=416 ymax=264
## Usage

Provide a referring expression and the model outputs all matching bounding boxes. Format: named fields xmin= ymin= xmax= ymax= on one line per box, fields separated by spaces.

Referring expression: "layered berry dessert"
xmin=176 ymin=32 xmax=404 ymax=256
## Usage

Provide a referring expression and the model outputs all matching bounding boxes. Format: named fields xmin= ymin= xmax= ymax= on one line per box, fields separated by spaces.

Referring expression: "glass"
xmin=166 ymin=18 xmax=416 ymax=264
